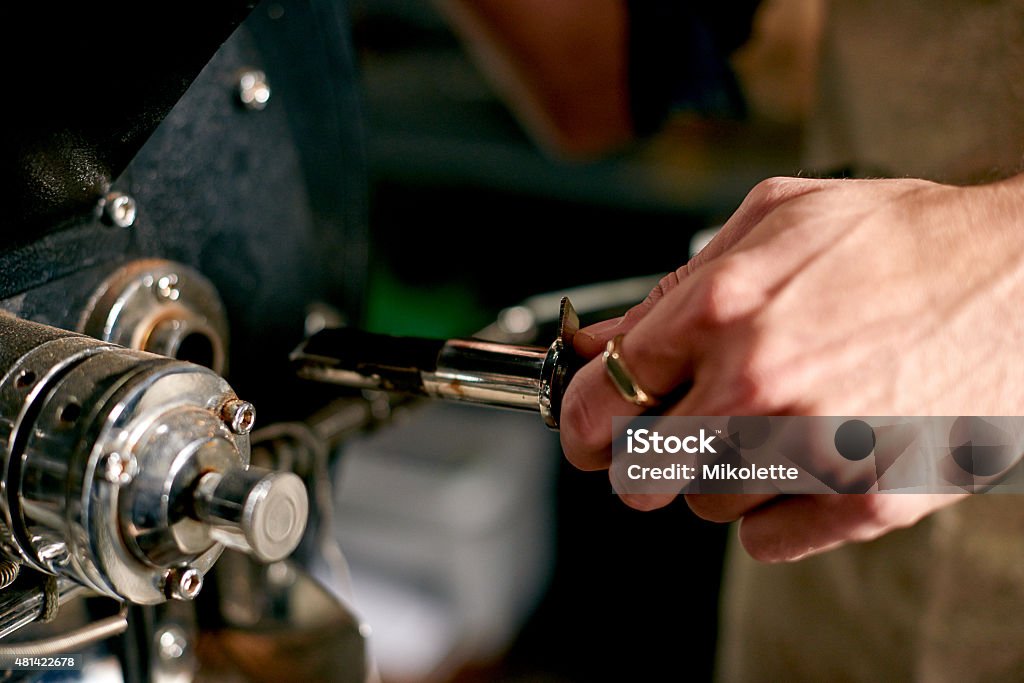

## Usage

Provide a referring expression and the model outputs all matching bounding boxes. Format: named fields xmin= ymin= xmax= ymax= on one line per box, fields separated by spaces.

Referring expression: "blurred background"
xmin=331 ymin=1 xmax=819 ymax=680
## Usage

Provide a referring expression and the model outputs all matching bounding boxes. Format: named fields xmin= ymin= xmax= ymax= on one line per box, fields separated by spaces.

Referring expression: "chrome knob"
xmin=193 ymin=468 xmax=308 ymax=563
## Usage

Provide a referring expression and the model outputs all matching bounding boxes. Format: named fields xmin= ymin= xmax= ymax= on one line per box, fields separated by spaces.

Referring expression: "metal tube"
xmin=291 ymin=297 xmax=581 ymax=429
xmin=292 ymin=330 xmax=550 ymax=411
xmin=0 ymin=578 xmax=86 ymax=640
xmin=0 ymin=611 xmax=128 ymax=657
xmin=425 ymin=339 xmax=547 ymax=410
xmin=0 ymin=314 xmax=81 ymax=371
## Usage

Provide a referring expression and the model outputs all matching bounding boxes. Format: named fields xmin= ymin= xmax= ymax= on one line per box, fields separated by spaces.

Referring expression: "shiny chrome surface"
xmin=0 ymin=608 xmax=128 ymax=658
xmin=423 ymin=339 xmax=547 ymax=409
xmin=164 ymin=567 xmax=204 ymax=602
xmin=78 ymin=259 xmax=230 ymax=375
xmin=0 ymin=315 xmax=309 ymax=612
xmin=292 ymin=296 xmax=581 ymax=429
xmin=194 ymin=468 xmax=308 ymax=563
xmin=0 ymin=577 xmax=86 ymax=640
xmin=0 ymin=559 xmax=19 ymax=589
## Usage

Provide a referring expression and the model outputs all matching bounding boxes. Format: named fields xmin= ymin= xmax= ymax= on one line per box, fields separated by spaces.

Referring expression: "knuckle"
xmin=748 ymin=176 xmax=799 ymax=206
xmin=690 ymin=261 xmax=750 ymax=327
xmin=730 ymin=360 xmax=774 ymax=411
xmin=744 ymin=176 xmax=823 ymax=214
xmin=712 ymin=340 xmax=783 ymax=414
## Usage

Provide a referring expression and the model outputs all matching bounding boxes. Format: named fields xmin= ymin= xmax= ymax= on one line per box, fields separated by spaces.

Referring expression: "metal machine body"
xmin=0 ymin=315 xmax=307 ymax=608
xmin=0 ymin=1 xmax=372 ymax=679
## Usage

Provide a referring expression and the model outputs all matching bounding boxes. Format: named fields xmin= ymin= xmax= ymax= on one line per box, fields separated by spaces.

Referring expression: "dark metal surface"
xmin=0 ymin=0 xmax=369 ymax=420
xmin=0 ymin=2 xmax=371 ymax=677
xmin=2 ymin=2 xmax=257 ymax=237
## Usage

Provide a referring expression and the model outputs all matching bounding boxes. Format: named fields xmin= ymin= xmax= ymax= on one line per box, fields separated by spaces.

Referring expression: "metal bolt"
xmin=164 ymin=566 xmax=203 ymax=601
xmin=154 ymin=273 xmax=180 ymax=301
xmin=156 ymin=625 xmax=188 ymax=660
xmin=238 ymin=69 xmax=270 ymax=110
xmin=103 ymin=192 xmax=137 ymax=228
xmin=222 ymin=398 xmax=256 ymax=435
xmin=103 ymin=451 xmax=139 ymax=485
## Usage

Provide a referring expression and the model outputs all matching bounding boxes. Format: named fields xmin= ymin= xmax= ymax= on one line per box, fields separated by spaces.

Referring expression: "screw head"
xmin=103 ymin=192 xmax=137 ymax=228
xmin=103 ymin=451 xmax=139 ymax=485
xmin=164 ymin=566 xmax=203 ymax=601
xmin=238 ymin=69 xmax=270 ymax=110
xmin=156 ymin=625 xmax=188 ymax=660
xmin=222 ymin=398 xmax=256 ymax=435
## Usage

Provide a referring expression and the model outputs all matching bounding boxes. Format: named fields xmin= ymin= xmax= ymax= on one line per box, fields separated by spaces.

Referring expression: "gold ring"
xmin=602 ymin=334 xmax=658 ymax=408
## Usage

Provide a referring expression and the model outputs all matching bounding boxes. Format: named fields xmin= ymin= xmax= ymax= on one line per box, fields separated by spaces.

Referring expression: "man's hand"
xmin=559 ymin=175 xmax=1024 ymax=561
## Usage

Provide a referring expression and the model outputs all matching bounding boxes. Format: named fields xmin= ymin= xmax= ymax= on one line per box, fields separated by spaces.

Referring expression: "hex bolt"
xmin=156 ymin=624 xmax=188 ymax=660
xmin=238 ymin=69 xmax=270 ymax=110
xmin=222 ymin=398 xmax=256 ymax=435
xmin=103 ymin=451 xmax=139 ymax=486
xmin=103 ymin=192 xmax=137 ymax=228
xmin=164 ymin=566 xmax=203 ymax=601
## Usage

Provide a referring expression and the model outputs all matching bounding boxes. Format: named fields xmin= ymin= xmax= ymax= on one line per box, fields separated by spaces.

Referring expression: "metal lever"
xmin=291 ymin=297 xmax=580 ymax=429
